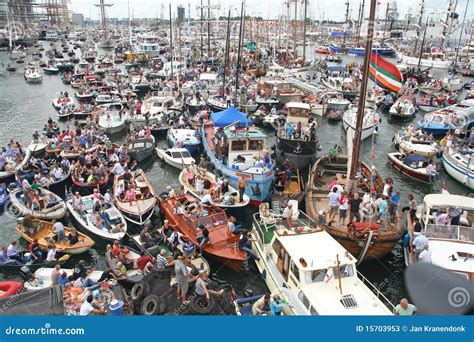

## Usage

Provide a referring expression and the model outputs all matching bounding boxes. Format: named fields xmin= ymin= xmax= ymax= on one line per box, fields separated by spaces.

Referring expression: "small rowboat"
xmin=178 ymin=169 xmax=250 ymax=208
xmin=105 ymin=247 xmax=144 ymax=284
xmin=60 ymin=144 xmax=100 ymax=160
xmin=9 ymin=187 xmax=66 ymax=220
xmin=16 ymin=219 xmax=95 ymax=255
xmin=114 ymin=169 xmax=157 ymax=226
xmin=71 ymin=171 xmax=109 ymax=193
xmin=66 ymin=194 xmax=127 ymax=241
xmin=387 ymin=152 xmax=431 ymax=184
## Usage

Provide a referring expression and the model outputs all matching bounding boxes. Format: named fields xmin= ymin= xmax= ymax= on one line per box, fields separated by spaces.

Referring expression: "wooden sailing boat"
xmin=95 ymin=0 xmax=115 ymax=49
xmin=306 ymin=0 xmax=404 ymax=262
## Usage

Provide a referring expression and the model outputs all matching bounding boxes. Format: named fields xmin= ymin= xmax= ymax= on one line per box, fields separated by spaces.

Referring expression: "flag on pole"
xmin=369 ymin=52 xmax=403 ymax=93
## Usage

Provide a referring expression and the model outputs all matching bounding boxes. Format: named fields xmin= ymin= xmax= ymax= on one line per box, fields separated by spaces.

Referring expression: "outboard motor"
xmin=19 ymin=266 xmax=32 ymax=282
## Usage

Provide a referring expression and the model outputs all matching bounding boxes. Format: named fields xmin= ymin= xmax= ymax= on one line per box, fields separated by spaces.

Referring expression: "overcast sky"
xmin=69 ymin=0 xmax=473 ymax=22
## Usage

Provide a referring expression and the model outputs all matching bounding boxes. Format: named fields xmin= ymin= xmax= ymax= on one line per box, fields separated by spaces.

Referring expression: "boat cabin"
xmin=252 ymin=209 xmax=393 ymax=315
xmin=285 ymin=102 xmax=311 ymax=126
xmin=221 ymin=128 xmax=268 ymax=171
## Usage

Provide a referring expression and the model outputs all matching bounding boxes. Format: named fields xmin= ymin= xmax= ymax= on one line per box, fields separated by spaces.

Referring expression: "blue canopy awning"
xmin=210 ymin=107 xmax=253 ymax=128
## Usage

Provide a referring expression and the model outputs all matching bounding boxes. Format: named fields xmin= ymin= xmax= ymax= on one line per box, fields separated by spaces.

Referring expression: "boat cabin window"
xmin=248 ymin=139 xmax=264 ymax=151
xmin=305 ymin=269 xmax=328 ymax=283
xmin=309 ymin=306 xmax=317 ymax=315
xmin=290 ymin=261 xmax=300 ymax=282
xmin=231 ymin=140 xmax=246 ymax=152
xmin=171 ymin=151 xmax=189 ymax=158
xmin=288 ymin=107 xmax=309 ymax=118
xmin=298 ymin=291 xmax=310 ymax=309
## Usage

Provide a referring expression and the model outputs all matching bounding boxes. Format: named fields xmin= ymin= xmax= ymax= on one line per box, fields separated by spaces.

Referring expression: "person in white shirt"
xmin=103 ymin=189 xmax=112 ymax=208
xmin=80 ymin=294 xmax=104 ymax=316
xmin=282 ymin=203 xmax=294 ymax=228
xmin=110 ymin=162 xmax=125 ymax=176
xmin=418 ymin=245 xmax=432 ymax=263
xmin=53 ymin=166 xmax=63 ymax=180
xmin=52 ymin=220 xmax=65 ymax=241
xmin=46 ymin=246 xmax=57 ymax=262
xmin=201 ymin=191 xmax=213 ymax=205
xmin=412 ymin=231 xmax=429 ymax=260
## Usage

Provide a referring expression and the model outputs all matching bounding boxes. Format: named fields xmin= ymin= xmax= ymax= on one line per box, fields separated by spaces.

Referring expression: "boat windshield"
xmin=194 ymin=212 xmax=227 ymax=230
xmin=304 ymin=264 xmax=354 ymax=283
xmin=424 ymin=224 xmax=474 ymax=242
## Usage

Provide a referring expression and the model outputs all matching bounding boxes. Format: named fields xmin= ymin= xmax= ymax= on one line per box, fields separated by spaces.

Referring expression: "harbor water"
xmin=0 ymin=49 xmax=471 ymax=304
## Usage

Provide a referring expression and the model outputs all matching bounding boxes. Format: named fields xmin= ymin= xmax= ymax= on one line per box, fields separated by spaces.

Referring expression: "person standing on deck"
xmin=237 ymin=175 xmax=247 ymax=203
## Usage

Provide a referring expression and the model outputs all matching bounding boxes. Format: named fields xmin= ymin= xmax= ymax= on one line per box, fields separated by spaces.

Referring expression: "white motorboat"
xmin=251 ymin=208 xmax=393 ymax=315
xmin=98 ymin=103 xmax=126 ymax=134
xmin=404 ymin=194 xmax=473 ymax=281
xmin=156 ymin=147 xmax=195 ymax=170
xmin=342 ymin=106 xmax=379 ymax=141
xmin=442 ymin=76 xmax=464 ymax=92
xmin=9 ymin=188 xmax=66 ymax=220
xmin=24 ymin=66 xmax=43 ymax=83
xmin=178 ymin=169 xmax=250 ymax=208
xmin=442 ymin=147 xmax=474 ymax=190
xmin=66 ymin=194 xmax=127 ymax=241
xmin=388 ymin=95 xmax=417 ymax=119
xmin=52 ymin=92 xmax=74 ymax=110
xmin=24 ymin=267 xmax=103 ymax=291
xmin=393 ymin=133 xmax=438 ymax=158
xmin=327 ymin=96 xmax=351 ymax=110
xmin=167 ymin=128 xmax=201 ymax=155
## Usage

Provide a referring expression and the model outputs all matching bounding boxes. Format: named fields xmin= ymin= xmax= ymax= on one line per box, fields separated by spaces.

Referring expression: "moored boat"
xmin=158 ymin=193 xmax=247 ymax=272
xmin=155 ymin=147 xmax=195 ymax=170
xmin=387 ymin=152 xmax=430 ymax=184
xmin=9 ymin=187 xmax=66 ymax=220
xmin=16 ymin=219 xmax=95 ymax=255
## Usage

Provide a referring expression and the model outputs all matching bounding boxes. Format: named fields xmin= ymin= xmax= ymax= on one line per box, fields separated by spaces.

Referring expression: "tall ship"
xmin=95 ymin=0 xmax=115 ymax=49
xmin=275 ymin=102 xmax=321 ymax=170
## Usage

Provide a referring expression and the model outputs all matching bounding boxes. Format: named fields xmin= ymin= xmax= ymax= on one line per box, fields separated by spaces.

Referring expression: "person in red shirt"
xmin=136 ymin=251 xmax=154 ymax=275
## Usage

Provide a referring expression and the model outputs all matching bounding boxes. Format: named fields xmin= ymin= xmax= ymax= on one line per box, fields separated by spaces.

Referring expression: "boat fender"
xmin=139 ymin=294 xmax=166 ymax=316
xmin=189 ymin=295 xmax=216 ymax=315
xmin=131 ymin=282 xmax=150 ymax=302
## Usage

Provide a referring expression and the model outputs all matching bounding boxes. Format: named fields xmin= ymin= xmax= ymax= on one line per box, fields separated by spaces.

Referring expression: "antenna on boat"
xmin=336 ymin=254 xmax=342 ymax=295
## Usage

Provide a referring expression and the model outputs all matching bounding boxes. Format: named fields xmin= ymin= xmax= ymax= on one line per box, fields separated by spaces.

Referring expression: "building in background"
xmin=177 ymin=5 xmax=185 ymax=23
xmin=71 ymin=13 xmax=84 ymax=26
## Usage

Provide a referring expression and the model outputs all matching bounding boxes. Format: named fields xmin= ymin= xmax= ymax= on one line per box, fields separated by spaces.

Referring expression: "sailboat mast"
xmin=453 ymin=0 xmax=470 ymax=68
xmin=302 ymin=0 xmax=308 ymax=63
xmin=234 ymin=0 xmax=245 ymax=104
xmin=294 ymin=0 xmax=298 ymax=60
xmin=357 ymin=0 xmax=365 ymax=45
xmin=413 ymin=0 xmax=424 ymax=54
xmin=207 ymin=0 xmax=211 ymax=56
xmin=348 ymin=0 xmax=377 ymax=181
xmin=169 ymin=4 xmax=174 ymax=80
xmin=223 ymin=9 xmax=231 ymax=95
xmin=417 ymin=17 xmax=429 ymax=69
xmin=441 ymin=0 xmax=453 ymax=48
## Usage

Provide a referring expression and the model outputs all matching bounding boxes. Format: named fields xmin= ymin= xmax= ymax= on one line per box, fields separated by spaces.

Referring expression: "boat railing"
xmin=357 ymin=270 xmax=395 ymax=312
xmin=424 ymin=224 xmax=473 ymax=243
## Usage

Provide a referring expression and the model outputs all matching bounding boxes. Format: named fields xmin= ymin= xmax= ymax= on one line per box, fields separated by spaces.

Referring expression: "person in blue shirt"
xmin=270 ymin=295 xmax=289 ymax=315
xmin=57 ymin=272 xmax=69 ymax=285
xmin=389 ymin=190 xmax=400 ymax=222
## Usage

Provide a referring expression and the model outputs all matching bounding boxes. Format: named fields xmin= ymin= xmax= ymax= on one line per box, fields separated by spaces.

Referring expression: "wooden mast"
xmin=417 ymin=17 xmax=429 ymax=70
xmin=454 ymin=0 xmax=471 ymax=67
xmin=347 ymin=0 xmax=377 ymax=183
xmin=169 ymin=4 xmax=173 ymax=80
xmin=223 ymin=9 xmax=231 ymax=96
xmin=234 ymin=0 xmax=245 ymax=104
xmin=356 ymin=0 xmax=365 ymax=45
xmin=302 ymin=0 xmax=308 ymax=63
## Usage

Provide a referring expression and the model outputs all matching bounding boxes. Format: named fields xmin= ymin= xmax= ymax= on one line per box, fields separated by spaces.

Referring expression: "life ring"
xmin=0 ymin=281 xmax=23 ymax=298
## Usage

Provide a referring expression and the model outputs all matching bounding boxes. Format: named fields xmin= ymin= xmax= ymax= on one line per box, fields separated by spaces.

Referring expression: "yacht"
xmin=251 ymin=207 xmax=393 ymax=315
xmin=135 ymin=33 xmax=162 ymax=58
xmin=404 ymin=194 xmax=473 ymax=282
xmin=342 ymin=106 xmax=380 ymax=141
